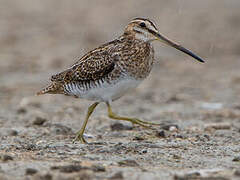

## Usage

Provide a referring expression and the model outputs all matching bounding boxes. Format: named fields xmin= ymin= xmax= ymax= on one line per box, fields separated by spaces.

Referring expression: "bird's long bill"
xmin=154 ymin=32 xmax=205 ymax=63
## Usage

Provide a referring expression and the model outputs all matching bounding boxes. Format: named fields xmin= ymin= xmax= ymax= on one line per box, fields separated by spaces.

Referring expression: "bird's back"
xmin=37 ymin=35 xmax=154 ymax=101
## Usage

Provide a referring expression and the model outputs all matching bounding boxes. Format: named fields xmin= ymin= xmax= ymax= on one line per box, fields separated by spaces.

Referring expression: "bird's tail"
xmin=37 ymin=82 xmax=64 ymax=95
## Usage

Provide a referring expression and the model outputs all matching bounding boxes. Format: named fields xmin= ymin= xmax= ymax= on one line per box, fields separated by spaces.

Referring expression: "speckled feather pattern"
xmin=38 ymin=35 xmax=154 ymax=100
xmin=52 ymin=35 xmax=154 ymax=82
xmin=37 ymin=19 xmax=156 ymax=102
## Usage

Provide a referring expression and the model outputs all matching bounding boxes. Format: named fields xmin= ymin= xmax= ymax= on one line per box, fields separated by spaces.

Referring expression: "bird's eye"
xmin=139 ymin=22 xmax=146 ymax=28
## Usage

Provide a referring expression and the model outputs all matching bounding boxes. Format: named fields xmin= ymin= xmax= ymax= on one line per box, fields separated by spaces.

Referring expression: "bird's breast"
xmin=119 ymin=43 xmax=154 ymax=79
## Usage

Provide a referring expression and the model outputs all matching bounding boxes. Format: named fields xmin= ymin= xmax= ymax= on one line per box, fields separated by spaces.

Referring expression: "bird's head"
xmin=124 ymin=18 xmax=204 ymax=63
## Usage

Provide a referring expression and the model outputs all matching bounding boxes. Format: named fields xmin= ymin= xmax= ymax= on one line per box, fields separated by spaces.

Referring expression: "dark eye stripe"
xmin=149 ymin=21 xmax=157 ymax=30
xmin=133 ymin=29 xmax=143 ymax=34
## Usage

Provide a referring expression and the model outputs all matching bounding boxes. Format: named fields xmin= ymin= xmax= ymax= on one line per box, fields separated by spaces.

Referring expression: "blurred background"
xmin=1 ymin=0 xmax=240 ymax=178
xmin=1 ymin=0 xmax=240 ymax=125
xmin=1 ymin=0 xmax=240 ymax=129
xmin=1 ymin=0 xmax=240 ymax=98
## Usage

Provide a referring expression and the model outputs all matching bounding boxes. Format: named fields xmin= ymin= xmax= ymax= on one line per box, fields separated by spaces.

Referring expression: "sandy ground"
xmin=0 ymin=0 xmax=240 ymax=179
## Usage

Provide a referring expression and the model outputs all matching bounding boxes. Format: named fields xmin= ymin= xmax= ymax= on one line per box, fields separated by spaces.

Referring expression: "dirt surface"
xmin=0 ymin=0 xmax=240 ymax=179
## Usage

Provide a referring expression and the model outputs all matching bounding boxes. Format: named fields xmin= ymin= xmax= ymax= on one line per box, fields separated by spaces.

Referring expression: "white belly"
xmin=65 ymin=78 xmax=142 ymax=102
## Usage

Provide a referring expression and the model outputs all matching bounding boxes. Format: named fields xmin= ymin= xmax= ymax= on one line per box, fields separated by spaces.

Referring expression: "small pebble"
xmin=161 ymin=124 xmax=179 ymax=131
xmin=25 ymin=168 xmax=38 ymax=175
xmin=156 ymin=130 xmax=166 ymax=138
xmin=1 ymin=154 xmax=13 ymax=162
xmin=233 ymin=156 xmax=240 ymax=162
xmin=83 ymin=133 xmax=94 ymax=138
xmin=110 ymin=122 xmax=133 ymax=131
xmin=169 ymin=126 xmax=178 ymax=132
xmin=8 ymin=129 xmax=18 ymax=136
xmin=51 ymin=123 xmax=72 ymax=135
xmin=33 ymin=117 xmax=47 ymax=126
xmin=139 ymin=149 xmax=147 ymax=154
xmin=166 ymin=95 xmax=182 ymax=103
xmin=173 ymin=154 xmax=181 ymax=159
xmin=132 ymin=135 xmax=144 ymax=141
xmin=25 ymin=144 xmax=37 ymax=151
xmin=204 ymin=134 xmax=210 ymax=141
xmin=17 ymin=107 xmax=27 ymax=114
xmin=174 ymin=134 xmax=184 ymax=139
xmin=91 ymin=164 xmax=106 ymax=172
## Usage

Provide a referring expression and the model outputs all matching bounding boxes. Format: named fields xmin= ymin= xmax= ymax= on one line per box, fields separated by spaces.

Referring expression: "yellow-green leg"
xmin=106 ymin=102 xmax=160 ymax=128
xmin=73 ymin=102 xmax=99 ymax=143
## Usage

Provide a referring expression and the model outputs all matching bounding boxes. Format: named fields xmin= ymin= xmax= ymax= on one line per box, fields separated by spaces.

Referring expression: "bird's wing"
xmin=51 ymin=40 xmax=119 ymax=83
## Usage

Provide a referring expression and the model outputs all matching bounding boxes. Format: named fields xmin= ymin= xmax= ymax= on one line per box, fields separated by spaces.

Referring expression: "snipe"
xmin=37 ymin=18 xmax=204 ymax=143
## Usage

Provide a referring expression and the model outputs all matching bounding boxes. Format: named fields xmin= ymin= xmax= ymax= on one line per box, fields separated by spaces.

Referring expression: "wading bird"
xmin=37 ymin=18 xmax=204 ymax=143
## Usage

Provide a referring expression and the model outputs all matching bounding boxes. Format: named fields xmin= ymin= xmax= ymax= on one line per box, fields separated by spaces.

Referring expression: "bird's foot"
xmin=129 ymin=118 xmax=151 ymax=128
xmin=130 ymin=118 xmax=161 ymax=129
xmin=72 ymin=132 xmax=88 ymax=144
xmin=132 ymin=118 xmax=161 ymax=126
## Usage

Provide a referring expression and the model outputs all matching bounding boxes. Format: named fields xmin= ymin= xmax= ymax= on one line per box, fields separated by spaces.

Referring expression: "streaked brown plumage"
xmin=37 ymin=18 xmax=204 ymax=143
xmin=38 ymin=34 xmax=154 ymax=98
